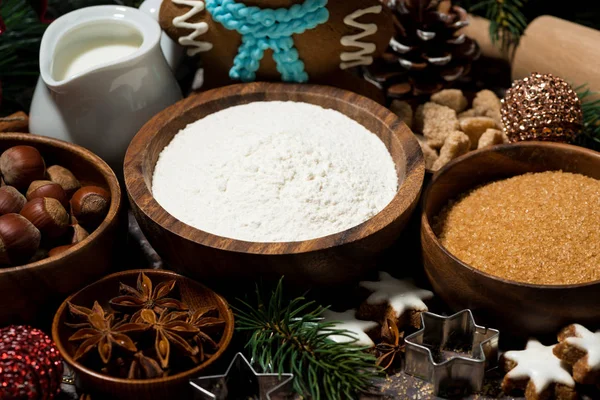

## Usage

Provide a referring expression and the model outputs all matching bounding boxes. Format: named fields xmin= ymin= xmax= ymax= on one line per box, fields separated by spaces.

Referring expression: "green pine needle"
xmin=575 ymin=85 xmax=600 ymax=151
xmin=233 ymin=279 xmax=382 ymax=400
xmin=470 ymin=0 xmax=528 ymax=53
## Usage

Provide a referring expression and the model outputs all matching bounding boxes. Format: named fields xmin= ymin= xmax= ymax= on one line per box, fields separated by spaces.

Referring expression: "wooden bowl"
xmin=0 ymin=133 xmax=122 ymax=324
xmin=421 ymin=142 xmax=600 ymax=336
xmin=52 ymin=269 xmax=234 ymax=400
xmin=125 ymin=82 xmax=424 ymax=286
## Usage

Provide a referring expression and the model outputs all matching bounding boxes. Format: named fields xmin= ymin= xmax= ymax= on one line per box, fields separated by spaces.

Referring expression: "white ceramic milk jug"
xmin=30 ymin=5 xmax=182 ymax=172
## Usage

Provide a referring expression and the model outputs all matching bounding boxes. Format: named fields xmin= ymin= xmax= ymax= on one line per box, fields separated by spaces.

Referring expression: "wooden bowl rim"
xmin=422 ymin=141 xmax=600 ymax=290
xmin=125 ymin=82 xmax=424 ymax=254
xmin=0 ymin=133 xmax=121 ymax=272
xmin=51 ymin=269 xmax=235 ymax=386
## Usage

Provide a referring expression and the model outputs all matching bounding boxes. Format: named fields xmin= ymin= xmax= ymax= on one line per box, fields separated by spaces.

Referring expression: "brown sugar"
xmin=434 ymin=171 xmax=600 ymax=285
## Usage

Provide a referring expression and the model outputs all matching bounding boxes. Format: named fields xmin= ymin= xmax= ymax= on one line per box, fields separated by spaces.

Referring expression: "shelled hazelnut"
xmin=29 ymin=248 xmax=49 ymax=263
xmin=48 ymin=244 xmax=74 ymax=257
xmin=0 ymin=213 xmax=41 ymax=265
xmin=0 ymin=186 xmax=26 ymax=215
xmin=0 ymin=146 xmax=46 ymax=190
xmin=47 ymin=165 xmax=81 ymax=197
xmin=27 ymin=180 xmax=69 ymax=209
xmin=21 ymin=197 xmax=70 ymax=239
xmin=70 ymin=224 xmax=90 ymax=244
xmin=70 ymin=186 xmax=110 ymax=227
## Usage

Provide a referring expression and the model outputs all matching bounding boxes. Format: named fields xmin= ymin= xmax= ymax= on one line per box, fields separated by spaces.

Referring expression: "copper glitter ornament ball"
xmin=0 ymin=325 xmax=63 ymax=400
xmin=501 ymin=72 xmax=583 ymax=143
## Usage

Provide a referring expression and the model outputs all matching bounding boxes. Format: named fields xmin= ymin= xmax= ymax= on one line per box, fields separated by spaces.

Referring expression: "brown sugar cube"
xmin=477 ymin=128 xmax=507 ymax=149
xmin=484 ymin=108 xmax=503 ymax=126
xmin=459 ymin=117 xmax=498 ymax=149
xmin=422 ymin=102 xmax=460 ymax=149
xmin=553 ymin=324 xmax=600 ymax=385
xmin=458 ymin=108 xmax=478 ymax=119
xmin=473 ymin=89 xmax=502 ymax=115
xmin=415 ymin=134 xmax=439 ymax=170
xmin=432 ymin=131 xmax=470 ymax=171
xmin=414 ymin=104 xmax=425 ymax=133
xmin=390 ymin=100 xmax=413 ymax=129
xmin=431 ymin=89 xmax=468 ymax=113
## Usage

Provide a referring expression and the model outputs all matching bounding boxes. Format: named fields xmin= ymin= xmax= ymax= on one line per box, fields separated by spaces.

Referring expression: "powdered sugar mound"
xmin=152 ymin=101 xmax=398 ymax=242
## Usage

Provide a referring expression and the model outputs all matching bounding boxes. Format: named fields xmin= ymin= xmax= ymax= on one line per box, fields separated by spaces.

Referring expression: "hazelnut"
xmin=0 ymin=146 xmax=46 ymax=190
xmin=0 ymin=213 xmax=41 ymax=265
xmin=70 ymin=186 xmax=110 ymax=227
xmin=0 ymin=186 xmax=26 ymax=215
xmin=70 ymin=224 xmax=90 ymax=244
xmin=27 ymin=180 xmax=69 ymax=209
xmin=29 ymin=248 xmax=49 ymax=263
xmin=48 ymin=244 xmax=74 ymax=257
xmin=46 ymin=165 xmax=81 ymax=197
xmin=20 ymin=197 xmax=70 ymax=239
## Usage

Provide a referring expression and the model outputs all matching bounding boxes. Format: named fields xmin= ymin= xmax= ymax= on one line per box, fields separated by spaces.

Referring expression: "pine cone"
xmin=364 ymin=0 xmax=480 ymax=101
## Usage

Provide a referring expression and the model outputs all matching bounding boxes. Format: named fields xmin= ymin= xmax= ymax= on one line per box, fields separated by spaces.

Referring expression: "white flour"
xmin=152 ymin=101 xmax=398 ymax=242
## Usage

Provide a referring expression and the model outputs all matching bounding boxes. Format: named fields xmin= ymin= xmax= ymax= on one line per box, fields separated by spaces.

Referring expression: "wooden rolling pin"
xmin=463 ymin=15 xmax=600 ymax=94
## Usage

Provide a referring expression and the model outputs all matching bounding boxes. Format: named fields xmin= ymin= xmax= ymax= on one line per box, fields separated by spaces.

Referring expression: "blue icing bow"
xmin=205 ymin=0 xmax=329 ymax=83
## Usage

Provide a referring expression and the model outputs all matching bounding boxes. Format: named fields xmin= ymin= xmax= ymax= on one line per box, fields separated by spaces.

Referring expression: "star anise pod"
xmin=132 ymin=309 xmax=199 ymax=369
xmin=65 ymin=302 xmax=96 ymax=329
xmin=127 ymin=351 xmax=164 ymax=379
xmin=376 ymin=318 xmax=405 ymax=371
xmin=109 ymin=272 xmax=188 ymax=314
xmin=68 ymin=301 xmax=149 ymax=364
xmin=186 ymin=307 xmax=225 ymax=362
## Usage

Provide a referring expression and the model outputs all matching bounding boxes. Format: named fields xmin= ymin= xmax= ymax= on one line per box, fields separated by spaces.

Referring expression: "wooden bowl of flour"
xmin=124 ymin=83 xmax=424 ymax=286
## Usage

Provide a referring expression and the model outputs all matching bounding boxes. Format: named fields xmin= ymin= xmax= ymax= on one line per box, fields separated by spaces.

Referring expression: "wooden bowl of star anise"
xmin=51 ymin=269 xmax=234 ymax=400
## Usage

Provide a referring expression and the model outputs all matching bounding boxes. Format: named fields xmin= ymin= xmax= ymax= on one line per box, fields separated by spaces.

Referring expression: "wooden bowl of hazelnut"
xmin=0 ymin=133 xmax=122 ymax=324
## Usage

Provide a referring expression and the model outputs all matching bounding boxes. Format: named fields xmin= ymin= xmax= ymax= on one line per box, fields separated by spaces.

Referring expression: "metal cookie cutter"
xmin=404 ymin=309 xmax=500 ymax=396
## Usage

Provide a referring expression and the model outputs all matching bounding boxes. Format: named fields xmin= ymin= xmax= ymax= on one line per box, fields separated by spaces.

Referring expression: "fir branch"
xmin=470 ymin=0 xmax=528 ymax=54
xmin=575 ymin=85 xmax=600 ymax=151
xmin=234 ymin=279 xmax=382 ymax=400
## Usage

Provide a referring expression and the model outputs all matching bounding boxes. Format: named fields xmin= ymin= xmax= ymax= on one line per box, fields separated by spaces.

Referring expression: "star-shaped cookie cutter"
xmin=190 ymin=352 xmax=294 ymax=400
xmin=404 ymin=309 xmax=500 ymax=396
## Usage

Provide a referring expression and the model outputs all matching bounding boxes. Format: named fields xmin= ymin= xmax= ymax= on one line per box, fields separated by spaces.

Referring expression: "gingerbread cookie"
xmin=321 ymin=309 xmax=379 ymax=347
xmin=357 ymin=272 xmax=433 ymax=330
xmin=502 ymin=340 xmax=577 ymax=400
xmin=159 ymin=0 xmax=394 ymax=85
xmin=553 ymin=324 xmax=600 ymax=385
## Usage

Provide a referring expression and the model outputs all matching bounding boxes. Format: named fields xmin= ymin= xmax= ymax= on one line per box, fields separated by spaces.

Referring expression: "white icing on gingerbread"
xmin=339 ymin=5 xmax=382 ymax=70
xmin=504 ymin=340 xmax=575 ymax=393
xmin=321 ymin=309 xmax=378 ymax=347
xmin=567 ymin=324 xmax=600 ymax=368
xmin=172 ymin=0 xmax=213 ymax=56
xmin=359 ymin=272 xmax=433 ymax=317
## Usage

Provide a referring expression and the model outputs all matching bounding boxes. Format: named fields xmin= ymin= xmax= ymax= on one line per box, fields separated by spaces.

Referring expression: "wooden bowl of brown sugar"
xmin=421 ymin=142 xmax=600 ymax=336
xmin=125 ymin=82 xmax=424 ymax=287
